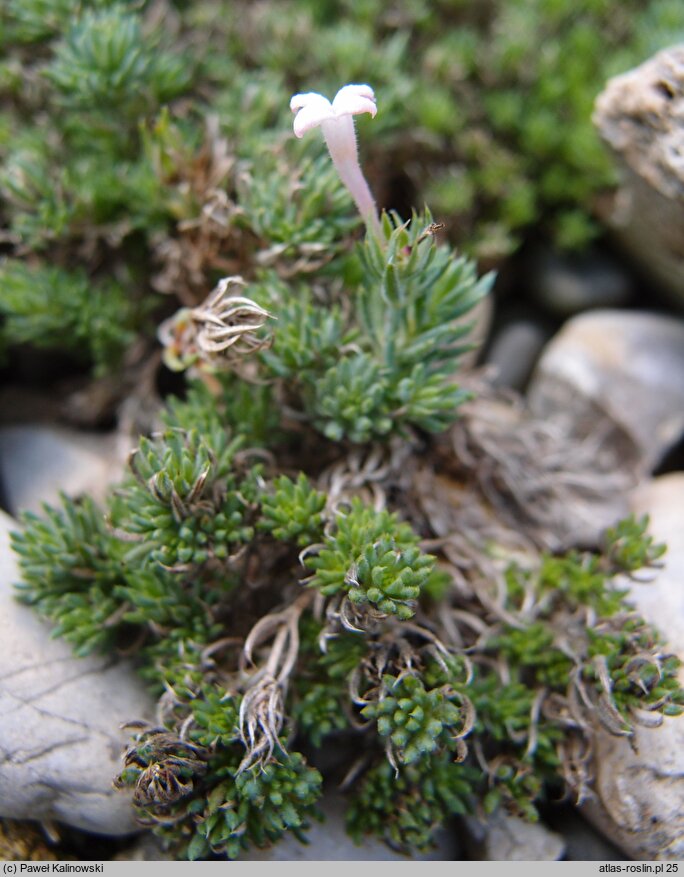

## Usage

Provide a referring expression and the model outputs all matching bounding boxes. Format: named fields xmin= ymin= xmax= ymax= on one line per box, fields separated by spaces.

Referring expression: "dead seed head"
xmin=158 ymin=275 xmax=272 ymax=372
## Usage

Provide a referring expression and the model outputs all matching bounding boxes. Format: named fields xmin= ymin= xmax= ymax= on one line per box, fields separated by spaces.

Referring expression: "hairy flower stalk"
xmin=290 ymin=84 xmax=380 ymax=235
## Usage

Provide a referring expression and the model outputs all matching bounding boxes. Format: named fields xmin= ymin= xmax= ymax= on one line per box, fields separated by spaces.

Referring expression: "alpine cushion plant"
xmin=154 ymin=85 xmax=493 ymax=444
xmin=1 ymin=0 xmax=682 ymax=368
xmin=9 ymin=73 xmax=684 ymax=863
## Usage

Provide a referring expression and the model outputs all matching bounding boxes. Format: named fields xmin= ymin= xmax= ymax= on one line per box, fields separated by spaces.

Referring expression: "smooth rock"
xmin=243 ymin=790 xmax=457 ymax=861
xmin=463 ymin=811 xmax=564 ymax=861
xmin=528 ymin=246 xmax=633 ymax=317
xmin=527 ymin=310 xmax=684 ymax=473
xmin=593 ymin=45 xmax=684 ymax=305
xmin=583 ymin=722 xmax=684 ymax=861
xmin=0 ymin=425 xmax=126 ymax=516
xmin=582 ymin=474 xmax=684 ymax=860
xmin=0 ymin=509 xmax=154 ymax=835
xmin=626 ymin=474 xmax=684 ymax=654
xmin=487 ymin=320 xmax=549 ymax=390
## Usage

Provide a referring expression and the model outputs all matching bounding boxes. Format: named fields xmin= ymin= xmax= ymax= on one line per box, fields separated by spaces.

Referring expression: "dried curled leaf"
xmin=158 ymin=276 xmax=272 ymax=372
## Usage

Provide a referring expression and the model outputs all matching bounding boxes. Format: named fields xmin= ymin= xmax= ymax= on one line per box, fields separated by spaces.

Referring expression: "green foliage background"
xmin=1 ymin=0 xmax=683 ymax=371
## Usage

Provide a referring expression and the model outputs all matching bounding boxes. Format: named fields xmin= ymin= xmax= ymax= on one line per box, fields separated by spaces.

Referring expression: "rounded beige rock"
xmin=582 ymin=474 xmax=684 ymax=859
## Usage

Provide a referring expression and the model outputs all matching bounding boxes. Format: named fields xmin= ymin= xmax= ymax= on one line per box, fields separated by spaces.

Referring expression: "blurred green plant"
xmin=2 ymin=0 xmax=681 ymax=378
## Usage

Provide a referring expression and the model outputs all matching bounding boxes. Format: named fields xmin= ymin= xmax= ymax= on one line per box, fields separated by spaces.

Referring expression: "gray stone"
xmin=0 ymin=509 xmax=154 ymax=835
xmin=528 ymin=246 xmax=633 ymax=317
xmin=583 ymin=721 xmax=684 ymax=861
xmin=487 ymin=320 xmax=549 ymax=390
xmin=463 ymin=811 xmax=565 ymax=861
xmin=0 ymin=425 xmax=126 ymax=516
xmin=582 ymin=474 xmax=684 ymax=860
xmin=243 ymin=790 xmax=458 ymax=861
xmin=527 ymin=310 xmax=684 ymax=474
xmin=625 ymin=474 xmax=684 ymax=651
xmin=593 ymin=45 xmax=684 ymax=306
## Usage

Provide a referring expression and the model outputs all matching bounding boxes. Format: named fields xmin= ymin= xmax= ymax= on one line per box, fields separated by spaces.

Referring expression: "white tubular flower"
xmin=290 ymin=84 xmax=380 ymax=234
